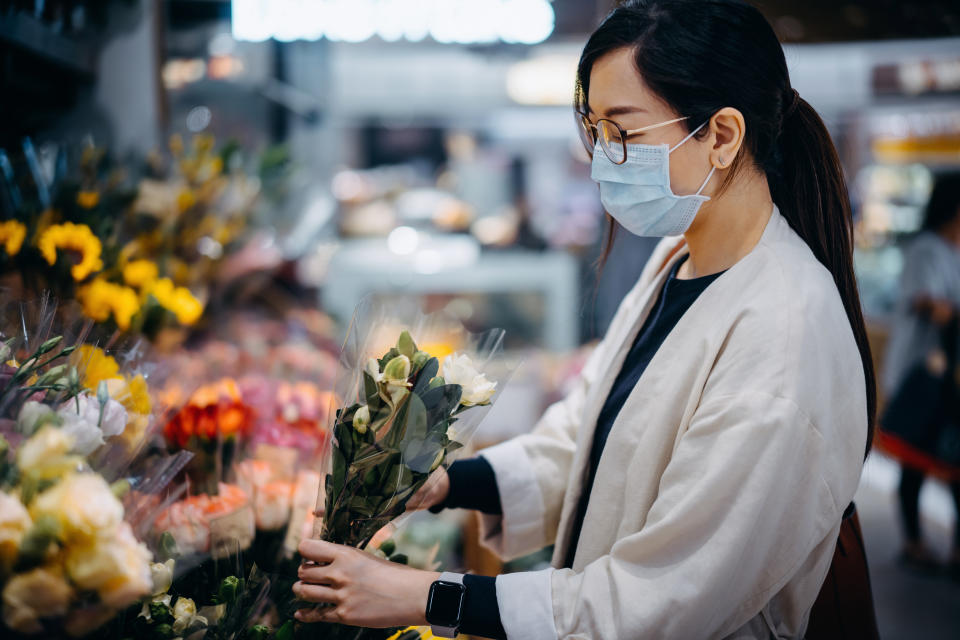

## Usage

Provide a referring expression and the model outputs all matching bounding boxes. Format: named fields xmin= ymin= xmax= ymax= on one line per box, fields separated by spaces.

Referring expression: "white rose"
xmin=65 ymin=521 xmax=153 ymax=608
xmin=441 ymin=353 xmax=497 ymax=406
xmin=1 ymin=565 xmax=74 ymax=634
xmin=15 ymin=401 xmax=60 ymax=435
xmin=57 ymin=393 xmax=128 ymax=455
xmin=254 ymin=482 xmax=292 ymax=531
xmin=16 ymin=425 xmax=73 ymax=475
xmin=29 ymin=473 xmax=124 ymax=543
xmin=0 ymin=492 xmax=31 ymax=569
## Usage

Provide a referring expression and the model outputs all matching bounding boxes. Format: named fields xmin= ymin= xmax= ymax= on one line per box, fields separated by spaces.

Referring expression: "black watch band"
xmin=425 ymin=571 xmax=465 ymax=638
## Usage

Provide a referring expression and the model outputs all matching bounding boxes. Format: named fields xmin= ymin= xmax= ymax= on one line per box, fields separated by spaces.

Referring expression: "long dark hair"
xmin=578 ymin=0 xmax=876 ymax=454
xmin=922 ymin=171 xmax=960 ymax=232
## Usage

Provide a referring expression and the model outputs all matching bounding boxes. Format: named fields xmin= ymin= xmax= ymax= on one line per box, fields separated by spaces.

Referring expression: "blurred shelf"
xmin=0 ymin=12 xmax=96 ymax=78
xmin=322 ymin=238 xmax=580 ymax=352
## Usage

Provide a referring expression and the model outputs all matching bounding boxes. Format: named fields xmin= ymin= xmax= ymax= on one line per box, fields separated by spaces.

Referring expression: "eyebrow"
xmin=585 ymin=105 xmax=647 ymax=117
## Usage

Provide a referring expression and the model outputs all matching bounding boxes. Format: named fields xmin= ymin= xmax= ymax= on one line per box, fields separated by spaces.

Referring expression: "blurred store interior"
xmin=2 ymin=1 xmax=960 ymax=637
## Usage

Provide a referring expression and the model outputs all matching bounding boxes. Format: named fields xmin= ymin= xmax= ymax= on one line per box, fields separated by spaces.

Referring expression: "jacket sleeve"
xmin=494 ymin=390 xmax=862 ymax=639
xmin=476 ymin=343 xmax=601 ymax=560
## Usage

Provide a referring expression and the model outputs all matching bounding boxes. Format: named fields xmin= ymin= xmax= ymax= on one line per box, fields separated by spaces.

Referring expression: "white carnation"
xmin=57 ymin=393 xmax=128 ymax=455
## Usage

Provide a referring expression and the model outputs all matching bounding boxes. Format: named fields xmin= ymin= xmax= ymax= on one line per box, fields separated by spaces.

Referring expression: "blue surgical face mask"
xmin=590 ymin=121 xmax=716 ymax=237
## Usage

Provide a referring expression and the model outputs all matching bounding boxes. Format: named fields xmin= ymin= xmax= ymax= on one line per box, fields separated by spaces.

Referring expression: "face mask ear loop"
xmin=669 ymin=121 xmax=708 ymax=153
xmin=695 ymin=166 xmax=717 ymax=196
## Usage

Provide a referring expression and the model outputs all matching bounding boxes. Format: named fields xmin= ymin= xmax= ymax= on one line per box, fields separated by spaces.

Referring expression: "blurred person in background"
xmin=295 ymin=1 xmax=876 ymax=637
xmin=882 ymin=172 xmax=960 ymax=577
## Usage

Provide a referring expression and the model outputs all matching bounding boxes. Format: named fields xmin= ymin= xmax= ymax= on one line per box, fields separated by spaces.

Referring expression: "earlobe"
xmin=709 ymin=107 xmax=746 ymax=169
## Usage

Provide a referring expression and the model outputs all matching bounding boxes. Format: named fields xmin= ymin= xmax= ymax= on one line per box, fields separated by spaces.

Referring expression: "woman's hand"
xmin=405 ymin=467 xmax=450 ymax=512
xmin=294 ymin=539 xmax=440 ymax=628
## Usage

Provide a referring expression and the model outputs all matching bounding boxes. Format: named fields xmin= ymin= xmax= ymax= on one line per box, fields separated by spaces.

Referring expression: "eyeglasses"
xmin=575 ymin=112 xmax=689 ymax=165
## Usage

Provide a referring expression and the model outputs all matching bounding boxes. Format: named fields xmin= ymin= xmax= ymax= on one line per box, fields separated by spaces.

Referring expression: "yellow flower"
xmin=176 ymin=189 xmax=196 ymax=212
xmin=65 ymin=521 xmax=152 ymax=608
xmin=78 ymin=279 xmax=140 ymax=330
xmin=1 ymin=564 xmax=73 ymax=634
xmin=0 ymin=220 xmax=26 ymax=256
xmin=76 ymin=190 xmax=100 ymax=209
xmin=37 ymin=222 xmax=104 ymax=281
xmin=148 ymin=278 xmax=204 ymax=325
xmin=122 ymin=259 xmax=159 ymax=289
xmin=29 ymin=472 xmax=124 ymax=544
xmin=169 ymin=134 xmax=184 ymax=157
xmin=0 ymin=492 xmax=31 ymax=570
xmin=73 ymin=344 xmax=120 ymax=391
xmin=106 ymin=374 xmax=152 ymax=416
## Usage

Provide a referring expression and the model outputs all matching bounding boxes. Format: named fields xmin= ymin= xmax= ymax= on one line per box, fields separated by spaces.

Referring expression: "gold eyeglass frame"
xmin=576 ymin=113 xmax=689 ymax=165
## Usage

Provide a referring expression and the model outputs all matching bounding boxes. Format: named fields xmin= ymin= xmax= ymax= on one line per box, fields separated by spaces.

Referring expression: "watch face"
xmin=426 ymin=580 xmax=466 ymax=627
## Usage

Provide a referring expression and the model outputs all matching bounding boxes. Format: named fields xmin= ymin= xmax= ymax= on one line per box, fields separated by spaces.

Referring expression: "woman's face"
xmin=586 ymin=47 xmax=716 ymax=197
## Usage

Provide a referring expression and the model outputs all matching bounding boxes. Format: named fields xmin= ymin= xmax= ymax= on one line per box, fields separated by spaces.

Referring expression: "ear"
xmin=707 ymin=107 xmax=746 ymax=170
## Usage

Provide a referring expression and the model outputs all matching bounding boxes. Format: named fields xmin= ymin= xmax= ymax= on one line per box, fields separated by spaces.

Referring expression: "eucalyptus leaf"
xmin=412 ymin=357 xmax=439 ymax=395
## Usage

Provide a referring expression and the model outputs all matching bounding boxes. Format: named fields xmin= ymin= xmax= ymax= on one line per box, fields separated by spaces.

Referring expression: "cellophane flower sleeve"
xmin=314 ymin=297 xmax=508 ymax=550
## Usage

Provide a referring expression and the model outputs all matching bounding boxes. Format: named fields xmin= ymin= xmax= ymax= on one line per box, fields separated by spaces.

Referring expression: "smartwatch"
xmin=425 ymin=571 xmax=466 ymax=638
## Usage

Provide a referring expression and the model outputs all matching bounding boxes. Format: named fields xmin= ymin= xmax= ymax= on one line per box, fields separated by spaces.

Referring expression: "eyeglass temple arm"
xmin=623 ymin=116 xmax=689 ymax=135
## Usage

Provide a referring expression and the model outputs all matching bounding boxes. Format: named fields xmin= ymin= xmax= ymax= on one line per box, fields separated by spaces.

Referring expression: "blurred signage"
xmin=872 ymin=57 xmax=960 ymax=96
xmin=232 ymin=0 xmax=555 ymax=45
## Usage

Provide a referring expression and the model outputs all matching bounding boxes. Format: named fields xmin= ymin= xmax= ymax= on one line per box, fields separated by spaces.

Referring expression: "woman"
xmin=294 ymin=1 xmax=874 ymax=637
xmin=882 ymin=172 xmax=960 ymax=575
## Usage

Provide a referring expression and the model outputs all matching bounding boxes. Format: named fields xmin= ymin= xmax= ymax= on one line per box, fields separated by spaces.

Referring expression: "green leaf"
xmin=363 ymin=370 xmax=380 ymax=405
xmin=274 ymin=620 xmax=296 ymax=640
xmin=395 ymin=393 xmax=428 ymax=449
xmin=331 ymin=447 xmax=346 ymax=487
xmin=412 ymin=358 xmax=439 ymax=395
xmin=397 ymin=330 xmax=417 ymax=359
xmin=420 ymin=384 xmax=463 ymax=426
xmin=378 ymin=347 xmax=400 ymax=371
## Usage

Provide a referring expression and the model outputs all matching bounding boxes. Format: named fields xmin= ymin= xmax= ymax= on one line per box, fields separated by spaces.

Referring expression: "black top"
xmin=432 ymin=255 xmax=724 ymax=639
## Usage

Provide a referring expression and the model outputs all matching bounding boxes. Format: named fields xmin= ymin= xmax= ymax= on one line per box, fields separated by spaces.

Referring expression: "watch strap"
xmin=430 ymin=572 xmax=465 ymax=638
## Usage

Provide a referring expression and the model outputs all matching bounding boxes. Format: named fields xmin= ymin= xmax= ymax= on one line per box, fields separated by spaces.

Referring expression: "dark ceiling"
xmin=165 ymin=0 xmax=960 ymax=43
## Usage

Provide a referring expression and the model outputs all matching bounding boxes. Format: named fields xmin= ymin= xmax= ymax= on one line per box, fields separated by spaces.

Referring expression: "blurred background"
xmin=1 ymin=1 xmax=959 ymax=637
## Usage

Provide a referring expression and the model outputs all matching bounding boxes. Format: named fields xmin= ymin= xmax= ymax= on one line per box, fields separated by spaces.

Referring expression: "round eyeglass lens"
xmin=597 ymin=119 xmax=627 ymax=164
xmin=576 ymin=114 xmax=596 ymax=157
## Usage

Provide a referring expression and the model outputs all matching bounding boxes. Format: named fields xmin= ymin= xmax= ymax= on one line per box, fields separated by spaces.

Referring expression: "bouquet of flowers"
xmin=318 ymin=329 xmax=501 ymax=549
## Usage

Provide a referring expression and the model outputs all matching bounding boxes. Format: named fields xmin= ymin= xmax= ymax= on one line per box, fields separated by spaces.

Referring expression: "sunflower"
xmin=0 ymin=220 xmax=27 ymax=256
xmin=147 ymin=278 xmax=204 ymax=326
xmin=37 ymin=222 xmax=104 ymax=281
xmin=78 ymin=279 xmax=141 ymax=330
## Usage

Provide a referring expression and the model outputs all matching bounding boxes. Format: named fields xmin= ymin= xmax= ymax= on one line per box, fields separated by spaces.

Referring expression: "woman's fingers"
xmin=298 ymin=562 xmax=343 ymax=585
xmin=293 ymin=581 xmax=340 ymax=605
xmin=298 ymin=538 xmax=340 ymax=563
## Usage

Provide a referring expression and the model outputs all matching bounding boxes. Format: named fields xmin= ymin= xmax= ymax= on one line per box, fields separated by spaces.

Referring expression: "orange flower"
xmin=163 ymin=379 xmax=253 ymax=449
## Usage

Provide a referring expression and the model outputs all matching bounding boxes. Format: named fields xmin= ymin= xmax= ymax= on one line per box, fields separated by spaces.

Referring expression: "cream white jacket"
xmin=479 ymin=208 xmax=868 ymax=640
